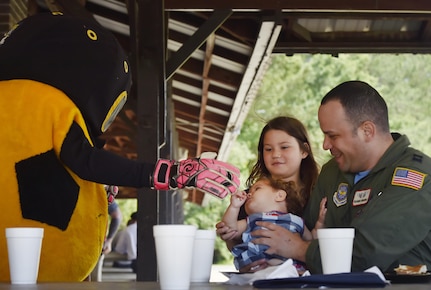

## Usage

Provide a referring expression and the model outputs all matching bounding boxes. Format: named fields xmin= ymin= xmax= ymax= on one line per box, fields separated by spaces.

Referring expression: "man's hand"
xmin=152 ymin=157 xmax=240 ymax=199
xmin=215 ymin=221 xmax=238 ymax=241
xmin=239 ymin=258 xmax=269 ymax=273
xmin=215 ymin=221 xmax=241 ymax=251
xmin=251 ymin=221 xmax=311 ymax=263
xmin=316 ymin=197 xmax=327 ymax=229
xmin=102 ymin=238 xmax=113 ymax=255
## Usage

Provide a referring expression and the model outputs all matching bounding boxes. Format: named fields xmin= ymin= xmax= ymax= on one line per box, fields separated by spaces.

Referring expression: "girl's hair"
xmin=247 ymin=116 xmax=319 ymax=209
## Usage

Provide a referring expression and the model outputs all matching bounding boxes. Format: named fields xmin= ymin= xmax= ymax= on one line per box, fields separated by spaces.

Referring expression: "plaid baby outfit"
xmin=232 ymin=211 xmax=305 ymax=270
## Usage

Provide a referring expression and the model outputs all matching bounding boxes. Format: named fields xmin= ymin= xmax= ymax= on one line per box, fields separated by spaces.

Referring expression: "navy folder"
xmin=253 ymin=272 xmax=386 ymax=288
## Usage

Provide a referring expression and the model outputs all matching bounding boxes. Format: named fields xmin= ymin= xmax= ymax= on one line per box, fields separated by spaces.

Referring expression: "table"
xmin=0 ymin=282 xmax=429 ymax=290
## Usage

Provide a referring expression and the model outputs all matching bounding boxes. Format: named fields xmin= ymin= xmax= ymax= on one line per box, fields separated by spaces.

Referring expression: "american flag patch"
xmin=391 ymin=167 xmax=426 ymax=190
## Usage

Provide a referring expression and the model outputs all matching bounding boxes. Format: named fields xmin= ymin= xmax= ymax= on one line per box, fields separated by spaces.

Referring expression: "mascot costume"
xmin=0 ymin=12 xmax=240 ymax=282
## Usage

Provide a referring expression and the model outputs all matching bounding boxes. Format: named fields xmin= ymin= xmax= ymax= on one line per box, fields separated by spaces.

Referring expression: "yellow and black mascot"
xmin=0 ymin=12 xmax=240 ymax=282
xmin=0 ymin=12 xmax=131 ymax=281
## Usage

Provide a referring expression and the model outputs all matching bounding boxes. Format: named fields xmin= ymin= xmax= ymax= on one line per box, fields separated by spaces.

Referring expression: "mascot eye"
xmin=124 ymin=60 xmax=129 ymax=73
xmin=87 ymin=29 xmax=98 ymax=41
xmin=101 ymin=91 xmax=127 ymax=132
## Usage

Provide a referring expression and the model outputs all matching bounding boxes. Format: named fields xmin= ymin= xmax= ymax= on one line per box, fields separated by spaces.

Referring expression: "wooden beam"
xmin=165 ymin=0 xmax=431 ymax=11
xmin=196 ymin=33 xmax=214 ymax=156
xmin=166 ymin=9 xmax=232 ymax=80
xmin=128 ymin=0 xmax=164 ymax=281
xmin=273 ymin=41 xmax=431 ymax=54
xmin=176 ymin=57 xmax=243 ymax=88
xmin=420 ymin=20 xmax=431 ymax=41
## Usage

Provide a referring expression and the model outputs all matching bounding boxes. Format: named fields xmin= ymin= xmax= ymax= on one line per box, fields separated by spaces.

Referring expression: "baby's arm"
xmin=311 ymin=197 xmax=327 ymax=239
xmin=222 ymin=191 xmax=248 ymax=240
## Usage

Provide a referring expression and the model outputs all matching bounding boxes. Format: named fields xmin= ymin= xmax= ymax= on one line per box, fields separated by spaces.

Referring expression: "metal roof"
xmin=3 ymin=0 xmax=431 ymax=201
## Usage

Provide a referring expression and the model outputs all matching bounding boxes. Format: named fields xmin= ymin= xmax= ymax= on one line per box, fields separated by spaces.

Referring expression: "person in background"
xmin=89 ymin=186 xmax=123 ymax=281
xmin=115 ymin=211 xmax=138 ymax=273
xmin=216 ymin=116 xmax=320 ymax=272
xmin=250 ymin=80 xmax=431 ymax=274
xmin=222 ymin=176 xmax=326 ymax=273
xmin=102 ymin=186 xmax=123 ymax=255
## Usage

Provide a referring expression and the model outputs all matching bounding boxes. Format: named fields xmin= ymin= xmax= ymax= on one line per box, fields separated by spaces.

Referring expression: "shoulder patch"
xmin=391 ymin=167 xmax=426 ymax=190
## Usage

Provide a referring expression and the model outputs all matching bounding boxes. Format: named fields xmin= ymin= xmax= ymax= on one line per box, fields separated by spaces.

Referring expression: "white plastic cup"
xmin=153 ymin=224 xmax=197 ymax=290
xmin=190 ymin=229 xmax=216 ymax=282
xmin=5 ymin=227 xmax=44 ymax=284
xmin=317 ymin=228 xmax=355 ymax=274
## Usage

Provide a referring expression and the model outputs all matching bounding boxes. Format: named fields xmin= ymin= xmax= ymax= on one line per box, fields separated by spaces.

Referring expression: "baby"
xmin=222 ymin=176 xmax=326 ymax=271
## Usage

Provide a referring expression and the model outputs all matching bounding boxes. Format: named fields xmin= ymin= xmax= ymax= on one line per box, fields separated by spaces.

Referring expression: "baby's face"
xmin=245 ymin=179 xmax=280 ymax=214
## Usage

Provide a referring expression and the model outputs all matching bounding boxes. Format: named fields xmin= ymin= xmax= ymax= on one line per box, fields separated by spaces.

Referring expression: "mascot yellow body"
xmin=0 ymin=12 xmax=131 ymax=281
xmin=0 ymin=80 xmax=107 ymax=281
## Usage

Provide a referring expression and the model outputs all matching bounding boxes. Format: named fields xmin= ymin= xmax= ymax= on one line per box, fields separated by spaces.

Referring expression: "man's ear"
xmin=275 ymin=190 xmax=287 ymax=201
xmin=361 ymin=121 xmax=375 ymax=141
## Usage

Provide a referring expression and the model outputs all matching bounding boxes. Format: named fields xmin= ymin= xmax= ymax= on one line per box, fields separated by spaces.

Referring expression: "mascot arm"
xmin=60 ymin=122 xmax=153 ymax=187
xmin=151 ymin=158 xmax=240 ymax=199
xmin=61 ymin=122 xmax=240 ymax=197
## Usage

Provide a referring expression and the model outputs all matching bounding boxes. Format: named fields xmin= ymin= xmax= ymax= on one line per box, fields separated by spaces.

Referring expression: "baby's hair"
xmin=263 ymin=176 xmax=305 ymax=216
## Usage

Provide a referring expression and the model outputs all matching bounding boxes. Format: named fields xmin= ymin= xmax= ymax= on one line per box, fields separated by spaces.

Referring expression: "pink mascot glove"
xmin=152 ymin=157 xmax=240 ymax=199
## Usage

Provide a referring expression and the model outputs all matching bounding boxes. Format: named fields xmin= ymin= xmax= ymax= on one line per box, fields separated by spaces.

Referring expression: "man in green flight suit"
xmin=250 ymin=80 xmax=431 ymax=274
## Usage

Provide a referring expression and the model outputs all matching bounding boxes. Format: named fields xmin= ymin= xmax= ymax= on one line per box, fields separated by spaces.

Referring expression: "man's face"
xmin=318 ymin=100 xmax=366 ymax=173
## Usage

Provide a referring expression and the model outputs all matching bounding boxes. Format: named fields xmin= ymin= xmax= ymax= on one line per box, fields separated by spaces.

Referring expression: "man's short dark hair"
xmin=321 ymin=81 xmax=390 ymax=133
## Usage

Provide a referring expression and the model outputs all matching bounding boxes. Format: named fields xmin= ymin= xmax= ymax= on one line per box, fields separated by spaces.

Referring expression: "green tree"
xmin=117 ymin=198 xmax=137 ymax=228
xmin=367 ymin=54 xmax=431 ymax=154
xmin=231 ymin=53 xmax=431 ymax=167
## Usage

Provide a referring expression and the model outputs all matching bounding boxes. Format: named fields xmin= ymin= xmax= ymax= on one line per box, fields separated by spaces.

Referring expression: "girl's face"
xmin=262 ymin=129 xmax=308 ymax=184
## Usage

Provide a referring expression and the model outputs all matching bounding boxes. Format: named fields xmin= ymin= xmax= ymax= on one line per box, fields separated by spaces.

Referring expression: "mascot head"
xmin=0 ymin=12 xmax=132 ymax=141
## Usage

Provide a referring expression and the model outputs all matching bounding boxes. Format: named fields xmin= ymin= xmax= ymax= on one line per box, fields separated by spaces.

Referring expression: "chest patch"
xmin=352 ymin=189 xmax=371 ymax=207
xmin=333 ymin=183 xmax=348 ymax=207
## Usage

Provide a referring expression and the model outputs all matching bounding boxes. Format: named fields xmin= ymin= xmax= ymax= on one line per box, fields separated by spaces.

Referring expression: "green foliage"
xmin=116 ymin=198 xmax=138 ymax=229
xmin=227 ymin=137 xmax=256 ymax=188
xmin=231 ymin=53 xmax=431 ymax=165
xmin=367 ymin=54 xmax=431 ymax=154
